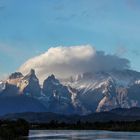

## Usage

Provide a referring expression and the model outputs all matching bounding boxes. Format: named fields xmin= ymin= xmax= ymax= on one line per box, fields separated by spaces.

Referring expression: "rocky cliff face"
xmin=62 ymin=70 xmax=140 ymax=113
xmin=42 ymin=74 xmax=74 ymax=114
xmin=1 ymin=69 xmax=140 ymax=115
xmin=18 ymin=69 xmax=41 ymax=97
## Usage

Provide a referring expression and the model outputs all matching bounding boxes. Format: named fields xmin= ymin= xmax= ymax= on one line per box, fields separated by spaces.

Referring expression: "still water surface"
xmin=28 ymin=130 xmax=140 ymax=140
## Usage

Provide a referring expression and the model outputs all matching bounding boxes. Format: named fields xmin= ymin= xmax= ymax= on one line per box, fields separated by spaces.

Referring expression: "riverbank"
xmin=30 ymin=120 xmax=140 ymax=132
xmin=1 ymin=119 xmax=140 ymax=139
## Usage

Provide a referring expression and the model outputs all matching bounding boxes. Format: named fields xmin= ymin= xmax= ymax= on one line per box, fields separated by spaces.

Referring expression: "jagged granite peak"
xmin=30 ymin=69 xmax=35 ymax=74
xmin=23 ymin=69 xmax=38 ymax=81
xmin=41 ymin=75 xmax=74 ymax=114
xmin=43 ymin=74 xmax=64 ymax=95
xmin=1 ymin=72 xmax=23 ymax=96
xmin=42 ymin=74 xmax=61 ymax=95
xmin=18 ymin=69 xmax=41 ymax=97
xmin=7 ymin=72 xmax=23 ymax=86
xmin=8 ymin=72 xmax=23 ymax=79
xmin=45 ymin=74 xmax=60 ymax=84
xmin=49 ymin=74 xmax=55 ymax=79
xmin=43 ymin=74 xmax=70 ymax=97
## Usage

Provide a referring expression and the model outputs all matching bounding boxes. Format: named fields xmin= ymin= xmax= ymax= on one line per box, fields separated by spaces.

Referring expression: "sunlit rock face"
xmin=7 ymin=72 xmax=23 ymax=86
xmin=0 ymin=73 xmax=23 ymax=96
xmin=3 ymin=69 xmax=41 ymax=97
xmin=19 ymin=69 xmax=41 ymax=97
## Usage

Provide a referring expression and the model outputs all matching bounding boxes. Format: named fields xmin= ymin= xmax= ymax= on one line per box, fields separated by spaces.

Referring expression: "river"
xmin=28 ymin=130 xmax=140 ymax=140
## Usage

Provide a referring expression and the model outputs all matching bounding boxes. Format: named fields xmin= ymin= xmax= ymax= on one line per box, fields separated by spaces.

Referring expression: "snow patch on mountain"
xmin=0 ymin=81 xmax=6 ymax=92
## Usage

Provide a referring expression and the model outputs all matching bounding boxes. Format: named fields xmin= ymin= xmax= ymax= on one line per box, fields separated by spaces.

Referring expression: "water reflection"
xmin=28 ymin=130 xmax=140 ymax=140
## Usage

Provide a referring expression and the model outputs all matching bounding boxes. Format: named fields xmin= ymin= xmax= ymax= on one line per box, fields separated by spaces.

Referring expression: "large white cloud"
xmin=19 ymin=45 xmax=130 ymax=81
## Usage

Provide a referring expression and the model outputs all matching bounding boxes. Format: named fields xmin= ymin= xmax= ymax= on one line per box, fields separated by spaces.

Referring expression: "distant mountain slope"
xmin=2 ymin=107 xmax=140 ymax=123
xmin=0 ymin=95 xmax=47 ymax=116
xmin=111 ymin=107 xmax=140 ymax=116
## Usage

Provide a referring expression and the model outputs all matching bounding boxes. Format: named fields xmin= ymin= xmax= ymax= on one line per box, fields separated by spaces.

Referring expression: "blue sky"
xmin=0 ymin=0 xmax=140 ymax=78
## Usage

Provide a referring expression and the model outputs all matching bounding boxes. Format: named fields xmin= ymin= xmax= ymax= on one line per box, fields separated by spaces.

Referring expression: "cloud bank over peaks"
xmin=19 ymin=45 xmax=130 ymax=81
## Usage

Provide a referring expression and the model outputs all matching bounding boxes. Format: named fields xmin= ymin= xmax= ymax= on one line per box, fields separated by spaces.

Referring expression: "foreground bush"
xmin=0 ymin=119 xmax=29 ymax=139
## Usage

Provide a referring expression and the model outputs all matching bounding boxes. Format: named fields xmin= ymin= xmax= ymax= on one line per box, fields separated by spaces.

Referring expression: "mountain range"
xmin=1 ymin=69 xmax=140 ymax=116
